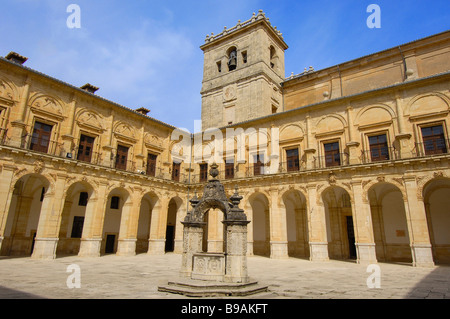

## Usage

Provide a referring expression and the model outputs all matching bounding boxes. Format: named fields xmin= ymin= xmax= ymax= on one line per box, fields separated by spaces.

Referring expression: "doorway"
xmin=105 ymin=234 xmax=116 ymax=254
xmin=346 ymin=216 xmax=356 ymax=259
xmin=165 ymin=226 xmax=174 ymax=252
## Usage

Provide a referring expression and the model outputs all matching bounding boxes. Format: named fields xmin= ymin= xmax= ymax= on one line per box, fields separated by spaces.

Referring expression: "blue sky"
xmin=1 ymin=0 xmax=449 ymax=132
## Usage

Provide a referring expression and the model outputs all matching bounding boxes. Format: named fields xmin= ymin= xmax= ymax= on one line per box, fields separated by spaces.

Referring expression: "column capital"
xmin=306 ymin=183 xmax=317 ymax=190
xmin=403 ymin=175 xmax=417 ymax=182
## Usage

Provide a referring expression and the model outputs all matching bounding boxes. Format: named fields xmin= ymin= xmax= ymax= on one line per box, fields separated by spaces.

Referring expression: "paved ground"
xmin=0 ymin=253 xmax=449 ymax=299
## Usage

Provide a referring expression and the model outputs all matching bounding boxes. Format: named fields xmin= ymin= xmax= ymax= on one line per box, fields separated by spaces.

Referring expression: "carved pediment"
xmin=144 ymin=133 xmax=162 ymax=147
xmin=114 ymin=122 xmax=136 ymax=142
xmin=77 ymin=110 xmax=104 ymax=132
xmin=29 ymin=94 xmax=64 ymax=120
xmin=0 ymin=79 xmax=15 ymax=102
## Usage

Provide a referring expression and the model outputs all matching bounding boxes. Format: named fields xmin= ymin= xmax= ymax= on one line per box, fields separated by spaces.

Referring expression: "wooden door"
xmin=77 ymin=134 xmax=95 ymax=162
xmin=30 ymin=121 xmax=53 ymax=153
xmin=115 ymin=145 xmax=129 ymax=170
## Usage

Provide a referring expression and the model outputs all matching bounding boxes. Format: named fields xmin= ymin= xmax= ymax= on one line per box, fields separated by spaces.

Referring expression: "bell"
xmin=228 ymin=58 xmax=237 ymax=68
xmin=228 ymin=50 xmax=237 ymax=70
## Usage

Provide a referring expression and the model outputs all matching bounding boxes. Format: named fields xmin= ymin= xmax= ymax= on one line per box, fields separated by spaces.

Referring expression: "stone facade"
xmin=0 ymin=11 xmax=449 ymax=268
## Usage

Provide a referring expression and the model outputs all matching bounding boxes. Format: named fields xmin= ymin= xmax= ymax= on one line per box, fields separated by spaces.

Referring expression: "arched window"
xmin=227 ymin=47 xmax=237 ymax=71
xmin=270 ymin=46 xmax=276 ymax=69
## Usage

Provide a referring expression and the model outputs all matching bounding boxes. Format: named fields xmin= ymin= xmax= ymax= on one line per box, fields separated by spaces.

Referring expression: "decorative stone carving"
xmin=328 ymin=172 xmax=337 ymax=185
xmin=0 ymin=79 xmax=15 ymax=100
xmin=77 ymin=110 xmax=103 ymax=131
xmin=114 ymin=122 xmax=136 ymax=141
xmin=180 ymin=163 xmax=250 ymax=284
xmin=434 ymin=171 xmax=444 ymax=178
xmin=32 ymin=95 xmax=63 ymax=116
xmin=34 ymin=160 xmax=44 ymax=174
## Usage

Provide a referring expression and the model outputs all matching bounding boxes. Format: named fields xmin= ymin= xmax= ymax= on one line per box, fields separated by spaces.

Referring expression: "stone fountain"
xmin=158 ymin=163 xmax=268 ymax=297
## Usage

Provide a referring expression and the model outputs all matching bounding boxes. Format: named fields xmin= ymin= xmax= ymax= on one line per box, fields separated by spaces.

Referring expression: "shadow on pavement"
xmin=404 ymin=265 xmax=450 ymax=299
xmin=0 ymin=285 xmax=46 ymax=299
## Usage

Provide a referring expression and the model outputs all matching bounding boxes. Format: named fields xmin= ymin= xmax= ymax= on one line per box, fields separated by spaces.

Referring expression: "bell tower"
xmin=200 ymin=10 xmax=288 ymax=130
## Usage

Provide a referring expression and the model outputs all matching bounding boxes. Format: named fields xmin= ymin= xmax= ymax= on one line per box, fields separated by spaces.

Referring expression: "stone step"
xmin=158 ymin=279 xmax=269 ymax=297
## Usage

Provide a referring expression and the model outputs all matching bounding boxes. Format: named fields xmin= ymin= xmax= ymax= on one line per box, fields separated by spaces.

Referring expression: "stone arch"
xmin=422 ymin=177 xmax=450 ymax=264
xmin=245 ymin=127 xmax=271 ymax=155
xmin=279 ymin=123 xmax=304 ymax=141
xmin=368 ymin=182 xmax=412 ymax=263
xmin=166 ymin=196 xmax=184 ymax=253
xmin=113 ymin=121 xmax=137 ymax=142
xmin=362 ymin=177 xmax=406 ymax=204
xmin=0 ymin=75 xmax=19 ymax=101
xmin=246 ymin=191 xmax=270 ymax=257
xmin=406 ymin=92 xmax=450 ymax=116
xmin=2 ymin=173 xmax=50 ymax=256
xmin=137 ymin=191 xmax=160 ymax=254
xmin=314 ymin=114 xmax=347 ymax=135
xmin=28 ymin=92 xmax=65 ymax=116
xmin=101 ymin=187 xmax=131 ymax=254
xmin=57 ymin=180 xmax=95 ymax=256
xmin=226 ymin=45 xmax=238 ymax=71
xmin=355 ymin=104 xmax=395 ymax=127
xmin=281 ymin=188 xmax=309 ymax=258
xmin=75 ymin=108 xmax=104 ymax=132
xmin=320 ymin=185 xmax=355 ymax=260
xmin=269 ymin=45 xmax=278 ymax=69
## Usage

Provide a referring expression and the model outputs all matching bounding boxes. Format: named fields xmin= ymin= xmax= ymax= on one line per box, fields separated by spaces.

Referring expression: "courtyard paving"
xmin=0 ymin=253 xmax=449 ymax=299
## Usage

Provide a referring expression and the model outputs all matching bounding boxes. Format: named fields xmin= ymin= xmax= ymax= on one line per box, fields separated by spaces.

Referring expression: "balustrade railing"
xmin=1 ymin=128 xmax=450 ymax=184
xmin=360 ymin=147 xmax=398 ymax=164
xmin=313 ymin=153 xmax=350 ymax=169
xmin=413 ymin=139 xmax=449 ymax=157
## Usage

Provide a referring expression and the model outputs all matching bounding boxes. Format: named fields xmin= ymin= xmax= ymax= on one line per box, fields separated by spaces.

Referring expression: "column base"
xmin=355 ymin=243 xmax=377 ymax=265
xmin=247 ymin=241 xmax=254 ymax=256
xmin=207 ymin=240 xmax=224 ymax=253
xmin=309 ymin=242 xmax=329 ymax=261
xmin=173 ymin=239 xmax=183 ymax=254
xmin=411 ymin=244 xmax=435 ymax=268
xmin=31 ymin=238 xmax=58 ymax=260
xmin=116 ymin=239 xmax=136 ymax=256
xmin=78 ymin=238 xmax=102 ymax=257
xmin=270 ymin=241 xmax=289 ymax=259
xmin=147 ymin=239 xmax=166 ymax=255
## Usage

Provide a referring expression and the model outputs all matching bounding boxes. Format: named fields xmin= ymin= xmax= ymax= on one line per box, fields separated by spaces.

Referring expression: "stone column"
xmin=180 ymin=222 xmax=204 ymax=278
xmin=223 ymin=221 xmax=250 ymax=283
xmin=0 ymin=164 xmax=17 ymax=253
xmin=394 ymin=95 xmax=412 ymax=159
xmin=148 ymin=196 xmax=169 ymax=255
xmin=346 ymin=106 xmax=360 ymax=165
xmin=269 ymin=188 xmax=288 ymax=259
xmin=304 ymin=115 xmax=316 ymax=170
xmin=306 ymin=184 xmax=329 ymax=261
xmin=32 ymin=173 xmax=67 ymax=259
xmin=79 ymin=181 xmax=108 ymax=257
xmin=102 ymin=111 xmax=115 ymax=167
xmin=61 ymin=96 xmax=77 ymax=157
xmin=403 ymin=176 xmax=434 ymax=267
xmin=173 ymin=204 xmax=186 ymax=254
xmin=351 ymin=180 xmax=377 ymax=264
xmin=242 ymin=197 xmax=254 ymax=256
xmin=117 ymin=194 xmax=141 ymax=256
xmin=9 ymin=79 xmax=31 ymax=148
